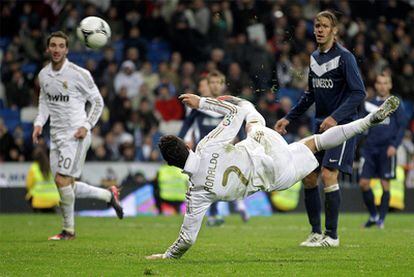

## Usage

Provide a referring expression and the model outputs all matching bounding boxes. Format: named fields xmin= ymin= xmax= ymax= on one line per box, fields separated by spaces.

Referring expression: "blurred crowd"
xmin=0 ymin=0 xmax=413 ymax=165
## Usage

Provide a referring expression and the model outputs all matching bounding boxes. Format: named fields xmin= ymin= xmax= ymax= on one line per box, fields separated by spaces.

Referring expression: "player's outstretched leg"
xmin=74 ymin=182 xmax=124 ymax=219
xmin=108 ymin=186 xmax=124 ymax=219
xmin=313 ymin=96 xmax=400 ymax=152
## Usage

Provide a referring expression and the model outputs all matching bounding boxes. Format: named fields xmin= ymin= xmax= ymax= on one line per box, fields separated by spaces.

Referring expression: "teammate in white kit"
xmin=146 ymin=93 xmax=399 ymax=259
xmin=32 ymin=31 xmax=123 ymax=240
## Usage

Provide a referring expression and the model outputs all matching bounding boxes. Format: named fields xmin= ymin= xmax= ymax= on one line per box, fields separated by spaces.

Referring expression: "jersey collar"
xmin=47 ymin=58 xmax=69 ymax=76
xmin=319 ymin=42 xmax=337 ymax=54
xmin=182 ymin=150 xmax=200 ymax=177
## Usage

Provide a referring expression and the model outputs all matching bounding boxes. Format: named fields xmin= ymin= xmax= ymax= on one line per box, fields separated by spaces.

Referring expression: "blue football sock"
xmin=304 ymin=187 xmax=322 ymax=234
xmin=209 ymin=202 xmax=218 ymax=217
xmin=362 ymin=189 xmax=377 ymax=219
xmin=379 ymin=190 xmax=390 ymax=221
xmin=324 ymin=185 xmax=341 ymax=239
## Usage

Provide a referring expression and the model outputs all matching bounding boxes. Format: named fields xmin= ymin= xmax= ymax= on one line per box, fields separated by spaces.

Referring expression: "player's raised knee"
xmin=303 ymin=172 xmax=318 ymax=189
xmin=54 ymin=174 xmax=72 ymax=187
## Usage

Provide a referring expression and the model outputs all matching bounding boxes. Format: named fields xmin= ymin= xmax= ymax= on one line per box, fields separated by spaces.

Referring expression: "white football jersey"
xmin=164 ymin=97 xmax=319 ymax=259
xmin=34 ymin=59 xmax=103 ymax=132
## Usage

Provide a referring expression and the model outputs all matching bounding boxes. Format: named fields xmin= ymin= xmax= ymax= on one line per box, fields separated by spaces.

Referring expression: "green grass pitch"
xmin=1 ymin=213 xmax=413 ymax=276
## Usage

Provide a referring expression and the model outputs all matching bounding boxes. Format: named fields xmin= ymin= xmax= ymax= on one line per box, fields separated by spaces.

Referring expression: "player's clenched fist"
xmin=32 ymin=126 xmax=43 ymax=144
xmin=274 ymin=118 xmax=290 ymax=135
xmin=179 ymin=93 xmax=200 ymax=109
xmin=74 ymin=127 xmax=88 ymax=139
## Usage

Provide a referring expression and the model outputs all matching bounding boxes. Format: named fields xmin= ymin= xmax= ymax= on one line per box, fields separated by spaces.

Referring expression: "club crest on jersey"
xmin=222 ymin=114 xmax=235 ymax=126
xmin=62 ymin=81 xmax=68 ymax=89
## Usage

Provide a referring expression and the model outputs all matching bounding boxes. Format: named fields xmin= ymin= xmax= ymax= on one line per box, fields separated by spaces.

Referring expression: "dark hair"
xmin=33 ymin=147 xmax=51 ymax=179
xmin=46 ymin=31 xmax=69 ymax=47
xmin=315 ymin=10 xmax=338 ymax=27
xmin=158 ymin=135 xmax=189 ymax=169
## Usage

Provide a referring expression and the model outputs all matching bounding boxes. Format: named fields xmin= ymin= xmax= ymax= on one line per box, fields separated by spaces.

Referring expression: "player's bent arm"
xmin=163 ymin=189 xmax=213 ymax=259
xmin=218 ymin=95 xmax=265 ymax=127
xmin=33 ymin=87 xmax=50 ymax=128
xmin=196 ymin=97 xmax=248 ymax=147
xmin=285 ymin=89 xmax=315 ymax=122
xmin=331 ymin=53 xmax=366 ymax=122
xmin=76 ymin=70 xmax=104 ymax=131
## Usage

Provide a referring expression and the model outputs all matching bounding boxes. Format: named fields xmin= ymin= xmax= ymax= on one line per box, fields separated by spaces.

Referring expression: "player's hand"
xmin=319 ymin=116 xmax=337 ymax=132
xmin=74 ymin=127 xmax=88 ymax=139
xmin=145 ymin=254 xmax=167 ymax=260
xmin=179 ymin=93 xmax=200 ymax=109
xmin=387 ymin=146 xmax=397 ymax=157
xmin=274 ymin=118 xmax=290 ymax=135
xmin=32 ymin=126 xmax=42 ymax=144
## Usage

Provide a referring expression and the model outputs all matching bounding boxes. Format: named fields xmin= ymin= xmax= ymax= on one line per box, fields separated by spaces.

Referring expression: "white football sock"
xmin=314 ymin=115 xmax=372 ymax=151
xmin=74 ymin=181 xmax=111 ymax=202
xmin=235 ymin=199 xmax=246 ymax=212
xmin=58 ymin=185 xmax=75 ymax=233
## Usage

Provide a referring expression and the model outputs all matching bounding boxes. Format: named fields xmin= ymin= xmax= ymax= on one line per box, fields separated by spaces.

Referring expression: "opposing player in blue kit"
xmin=359 ymin=73 xmax=408 ymax=229
xmin=275 ymin=11 xmax=366 ymax=247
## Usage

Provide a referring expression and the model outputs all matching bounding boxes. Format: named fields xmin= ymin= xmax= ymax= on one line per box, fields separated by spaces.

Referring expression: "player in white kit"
xmin=146 ymin=93 xmax=399 ymax=259
xmin=32 ymin=31 xmax=123 ymax=240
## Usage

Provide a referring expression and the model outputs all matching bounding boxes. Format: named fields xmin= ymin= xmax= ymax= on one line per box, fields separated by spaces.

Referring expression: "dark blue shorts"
xmin=312 ymin=121 xmax=358 ymax=174
xmin=359 ymin=147 xmax=396 ymax=179
xmin=314 ymin=136 xmax=357 ymax=174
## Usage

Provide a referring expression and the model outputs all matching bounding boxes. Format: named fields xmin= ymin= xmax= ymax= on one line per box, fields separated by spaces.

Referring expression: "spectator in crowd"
xmin=140 ymin=62 xmax=160 ymax=94
xmin=155 ymin=85 xmax=184 ymax=122
xmin=0 ymin=118 xmax=16 ymax=162
xmin=226 ymin=62 xmax=252 ymax=96
xmin=95 ymin=47 xmax=116 ymax=80
xmin=114 ymin=60 xmax=144 ymax=98
xmin=5 ymin=71 xmax=31 ymax=109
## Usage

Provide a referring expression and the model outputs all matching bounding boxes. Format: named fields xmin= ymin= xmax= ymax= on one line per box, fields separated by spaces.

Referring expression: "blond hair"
xmin=315 ymin=10 xmax=338 ymax=27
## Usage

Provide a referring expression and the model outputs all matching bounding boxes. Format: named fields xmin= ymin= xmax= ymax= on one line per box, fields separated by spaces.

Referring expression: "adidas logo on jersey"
xmin=46 ymin=92 xmax=69 ymax=102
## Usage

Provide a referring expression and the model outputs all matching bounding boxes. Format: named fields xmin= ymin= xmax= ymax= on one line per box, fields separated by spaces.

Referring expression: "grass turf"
xmin=1 ymin=213 xmax=413 ymax=276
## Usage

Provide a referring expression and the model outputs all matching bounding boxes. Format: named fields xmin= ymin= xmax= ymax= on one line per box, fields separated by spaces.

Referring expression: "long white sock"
xmin=74 ymin=181 xmax=111 ymax=202
xmin=58 ymin=185 xmax=75 ymax=233
xmin=314 ymin=115 xmax=372 ymax=151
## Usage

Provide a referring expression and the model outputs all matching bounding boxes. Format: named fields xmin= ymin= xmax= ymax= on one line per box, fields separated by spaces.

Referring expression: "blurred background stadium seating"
xmin=0 ymin=0 xmax=413 ymax=213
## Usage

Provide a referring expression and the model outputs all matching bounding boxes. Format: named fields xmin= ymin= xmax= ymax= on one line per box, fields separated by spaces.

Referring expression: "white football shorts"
xmin=250 ymin=125 xmax=319 ymax=191
xmin=50 ymin=128 xmax=91 ymax=178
